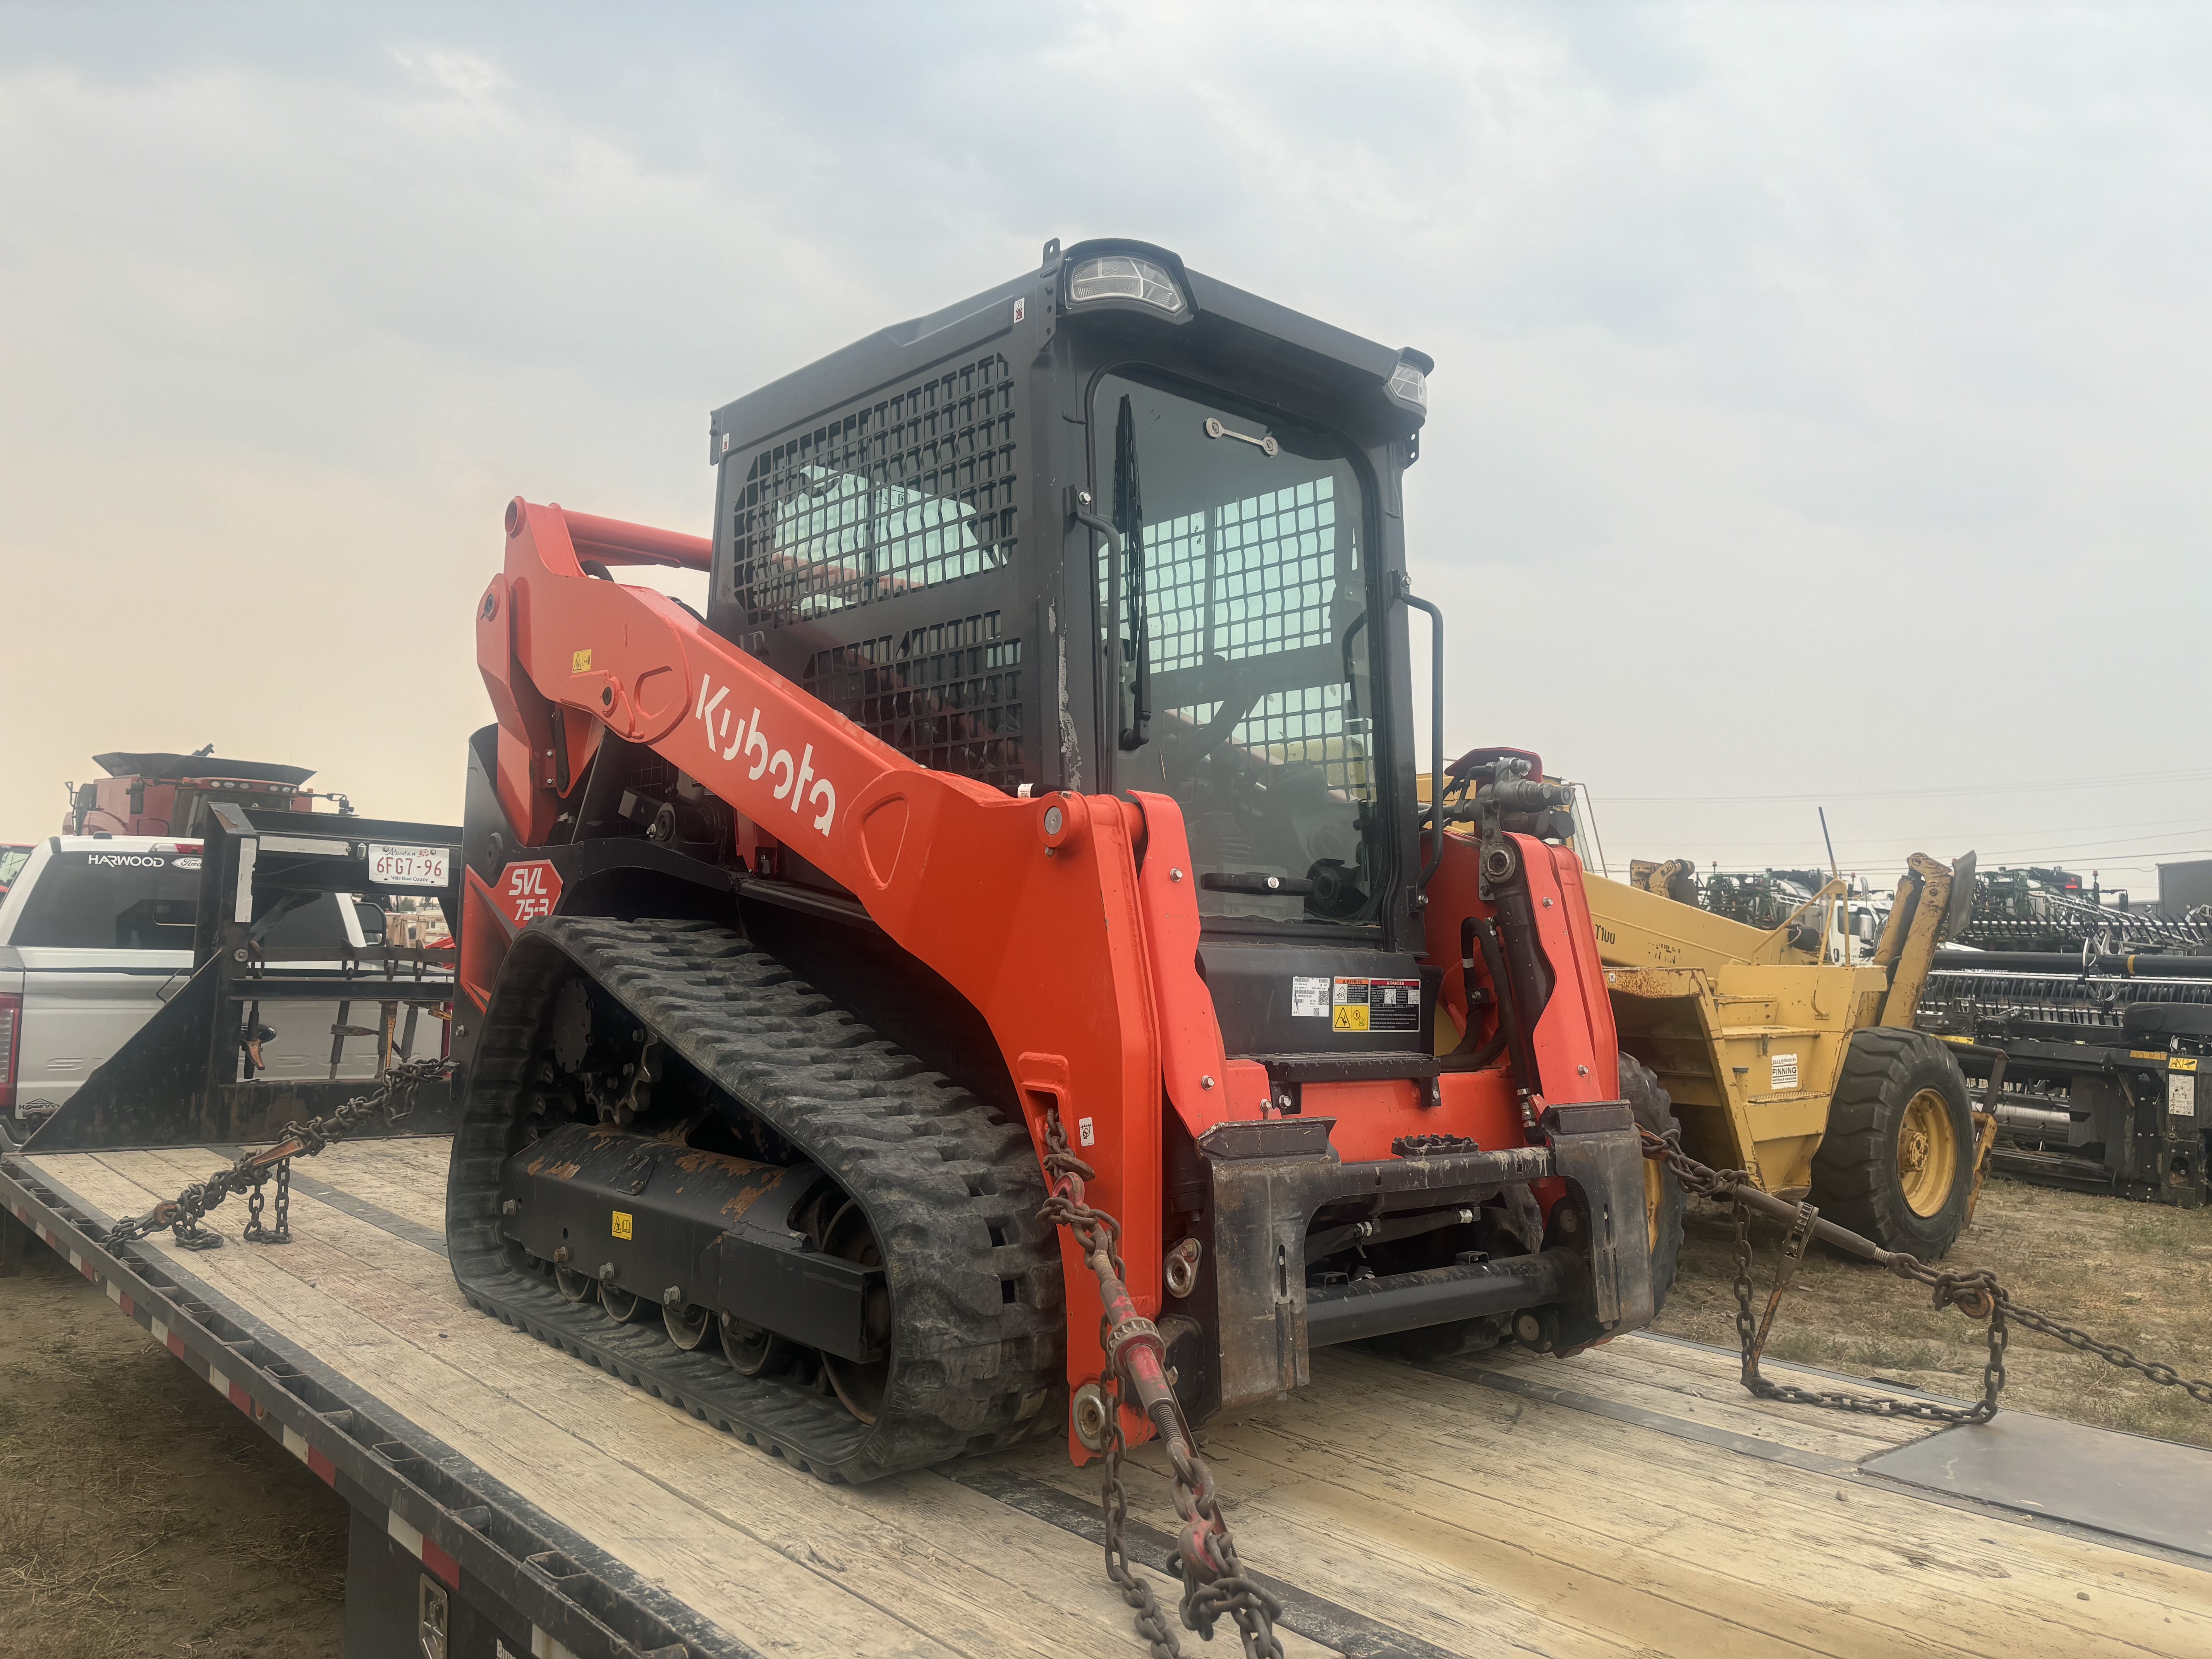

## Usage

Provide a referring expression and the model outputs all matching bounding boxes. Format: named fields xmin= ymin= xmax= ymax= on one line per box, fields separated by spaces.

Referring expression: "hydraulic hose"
xmin=1450 ymin=914 xmax=1509 ymax=1068
xmin=1472 ymin=915 xmax=1541 ymax=1099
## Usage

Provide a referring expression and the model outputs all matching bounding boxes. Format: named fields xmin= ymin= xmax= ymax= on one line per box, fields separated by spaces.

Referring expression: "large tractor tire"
xmin=1620 ymin=1051 xmax=1686 ymax=1319
xmin=1808 ymin=1026 xmax=1975 ymax=1259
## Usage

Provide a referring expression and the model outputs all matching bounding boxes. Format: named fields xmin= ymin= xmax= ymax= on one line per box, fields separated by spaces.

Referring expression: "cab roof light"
xmin=1068 ymin=255 xmax=1185 ymax=314
xmin=1385 ymin=350 xmax=1433 ymax=416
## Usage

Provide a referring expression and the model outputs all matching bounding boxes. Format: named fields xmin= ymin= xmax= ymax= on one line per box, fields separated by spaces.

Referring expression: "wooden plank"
xmin=330 ymin=1133 xmax=454 ymax=1188
xmin=1464 ymin=1341 xmax=1935 ymax=1458
xmin=285 ymin=1143 xmax=448 ymax=1233
xmin=1208 ymin=1353 xmax=2212 ymax=1649
xmin=1112 ymin=1454 xmax=1869 ymax=1659
xmin=976 ymin=1441 xmax=1659 ymax=1659
xmin=29 ymin=1149 xmax=2211 ymax=1657
xmin=1306 ymin=1347 xmax=2212 ymax=1613
xmin=1593 ymin=1333 xmax=1967 ymax=1439
xmin=44 ymin=1153 xmax=1001 ymax=1659
xmin=1345 ymin=1353 xmax=2212 ymax=1628
xmin=1036 ymin=1430 xmax=1921 ymax=1659
xmin=53 ymin=1150 xmax=1336 ymax=1659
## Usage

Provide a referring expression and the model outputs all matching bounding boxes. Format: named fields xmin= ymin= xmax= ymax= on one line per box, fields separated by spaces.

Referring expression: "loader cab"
xmin=706 ymin=239 xmax=1430 ymax=964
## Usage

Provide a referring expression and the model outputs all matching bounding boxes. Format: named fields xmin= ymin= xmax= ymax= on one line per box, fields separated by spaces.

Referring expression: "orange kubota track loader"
xmin=447 ymin=239 xmax=1681 ymax=1486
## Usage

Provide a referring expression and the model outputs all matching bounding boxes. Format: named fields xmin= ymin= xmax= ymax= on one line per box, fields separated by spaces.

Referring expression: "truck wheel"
xmin=1620 ymin=1052 xmax=1686 ymax=1318
xmin=1809 ymin=1027 xmax=1974 ymax=1259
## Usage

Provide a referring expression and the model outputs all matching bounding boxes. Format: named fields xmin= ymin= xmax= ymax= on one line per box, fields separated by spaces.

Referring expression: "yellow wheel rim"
xmin=1896 ymin=1089 xmax=1959 ymax=1217
xmin=1644 ymin=1155 xmax=1665 ymax=1251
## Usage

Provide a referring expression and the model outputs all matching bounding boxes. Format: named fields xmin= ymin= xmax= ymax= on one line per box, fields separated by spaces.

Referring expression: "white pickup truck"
xmin=0 ymin=836 xmax=389 ymax=1131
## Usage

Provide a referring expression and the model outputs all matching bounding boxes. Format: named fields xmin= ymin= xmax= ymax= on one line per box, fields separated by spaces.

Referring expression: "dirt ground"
xmin=1 ymin=1172 xmax=2207 ymax=1655
xmin=1651 ymin=1171 xmax=2212 ymax=1450
xmin=0 ymin=1235 xmax=345 ymax=1659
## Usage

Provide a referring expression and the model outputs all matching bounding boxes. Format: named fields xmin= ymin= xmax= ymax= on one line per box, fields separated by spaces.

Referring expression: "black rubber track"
xmin=447 ymin=917 xmax=1065 ymax=1482
xmin=1808 ymin=1025 xmax=1974 ymax=1260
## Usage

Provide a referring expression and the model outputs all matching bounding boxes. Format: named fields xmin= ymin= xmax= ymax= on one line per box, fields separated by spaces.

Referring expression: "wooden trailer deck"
xmin=26 ymin=1137 xmax=2212 ymax=1659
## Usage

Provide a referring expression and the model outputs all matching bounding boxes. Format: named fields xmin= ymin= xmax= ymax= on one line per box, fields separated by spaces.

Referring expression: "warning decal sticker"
xmin=1333 ymin=977 xmax=1421 ymax=1034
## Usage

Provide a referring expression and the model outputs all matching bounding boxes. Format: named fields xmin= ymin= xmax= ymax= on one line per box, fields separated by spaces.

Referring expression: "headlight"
xmin=1068 ymin=255 xmax=1185 ymax=314
xmin=1385 ymin=357 xmax=1429 ymax=414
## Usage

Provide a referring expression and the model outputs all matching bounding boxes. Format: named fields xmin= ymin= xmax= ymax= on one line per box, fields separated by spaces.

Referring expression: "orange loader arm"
xmin=470 ymin=498 xmax=1274 ymax=1448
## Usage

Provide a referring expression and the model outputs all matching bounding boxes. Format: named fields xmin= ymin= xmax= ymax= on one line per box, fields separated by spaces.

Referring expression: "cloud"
xmin=1 ymin=1 xmax=2207 ymax=874
xmin=390 ymin=46 xmax=508 ymax=101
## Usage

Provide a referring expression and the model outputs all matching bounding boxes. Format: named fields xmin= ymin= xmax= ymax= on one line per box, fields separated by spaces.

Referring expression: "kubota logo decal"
xmin=694 ymin=674 xmax=837 ymax=835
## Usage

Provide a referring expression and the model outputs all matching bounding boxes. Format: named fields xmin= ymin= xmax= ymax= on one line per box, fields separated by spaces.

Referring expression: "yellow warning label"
xmin=2173 ymin=1056 xmax=2200 ymax=1073
xmin=572 ymin=648 xmax=593 ymax=674
xmin=1329 ymin=975 xmax=1419 ymax=1034
xmin=2133 ymin=1049 xmax=2170 ymax=1062
xmin=611 ymin=1210 xmax=633 ymax=1239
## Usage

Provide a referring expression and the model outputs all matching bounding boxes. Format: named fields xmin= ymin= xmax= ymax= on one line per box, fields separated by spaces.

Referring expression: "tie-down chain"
xmin=1038 ymin=1108 xmax=1285 ymax=1659
xmin=1642 ymin=1127 xmax=2212 ymax=1420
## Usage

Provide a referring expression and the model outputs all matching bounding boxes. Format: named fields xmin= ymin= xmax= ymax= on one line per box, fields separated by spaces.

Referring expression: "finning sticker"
xmin=1290 ymin=976 xmax=1330 ymax=1018
xmin=1771 ymin=1053 xmax=1799 ymax=1091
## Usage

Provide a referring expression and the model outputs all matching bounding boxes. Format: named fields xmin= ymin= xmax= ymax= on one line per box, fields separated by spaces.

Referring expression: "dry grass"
xmin=1650 ymin=1171 xmax=2212 ymax=1449
xmin=0 ymin=1239 xmax=345 ymax=1659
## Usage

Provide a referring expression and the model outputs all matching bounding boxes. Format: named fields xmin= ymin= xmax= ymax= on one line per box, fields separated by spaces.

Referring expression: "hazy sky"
xmin=4 ymin=3 xmax=2207 ymax=894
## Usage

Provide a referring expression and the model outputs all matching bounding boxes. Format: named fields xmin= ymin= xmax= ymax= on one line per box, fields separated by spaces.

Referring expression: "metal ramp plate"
xmin=1863 ymin=1412 xmax=2212 ymax=1558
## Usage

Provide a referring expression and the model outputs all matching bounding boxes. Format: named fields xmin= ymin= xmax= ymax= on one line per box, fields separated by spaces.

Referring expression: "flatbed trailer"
xmin=5 ymin=1137 xmax=2210 ymax=1658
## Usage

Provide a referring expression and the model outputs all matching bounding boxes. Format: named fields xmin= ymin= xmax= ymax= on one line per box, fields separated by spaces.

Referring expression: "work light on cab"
xmin=1386 ymin=350 xmax=1433 ymax=417
xmin=1067 ymin=253 xmax=1185 ymax=313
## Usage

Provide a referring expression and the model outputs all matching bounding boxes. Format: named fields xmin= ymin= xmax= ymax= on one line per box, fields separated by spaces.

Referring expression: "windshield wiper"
xmin=1067 ymin=395 xmax=1149 ymax=752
